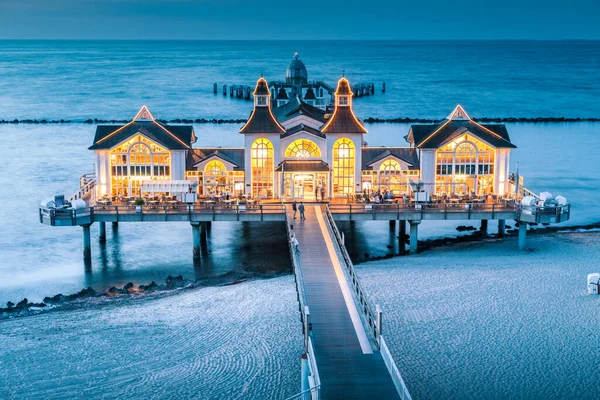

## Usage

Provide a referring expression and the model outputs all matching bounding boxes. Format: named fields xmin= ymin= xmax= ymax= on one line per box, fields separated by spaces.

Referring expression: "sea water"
xmin=0 ymin=40 xmax=599 ymax=120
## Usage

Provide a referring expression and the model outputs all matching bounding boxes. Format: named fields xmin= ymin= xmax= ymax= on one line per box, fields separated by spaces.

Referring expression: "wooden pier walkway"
xmin=289 ymin=204 xmax=400 ymax=399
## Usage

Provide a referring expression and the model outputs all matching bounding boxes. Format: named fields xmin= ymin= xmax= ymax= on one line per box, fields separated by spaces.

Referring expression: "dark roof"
xmin=304 ymin=87 xmax=316 ymax=100
xmin=253 ymin=77 xmax=270 ymax=96
xmin=272 ymin=97 xmax=326 ymax=124
xmin=276 ymin=86 xmax=289 ymax=100
xmin=281 ymin=124 xmax=325 ymax=139
xmin=275 ymin=160 xmax=329 ymax=172
xmin=408 ymin=119 xmax=516 ymax=149
xmin=239 ymin=106 xmax=285 ymax=134
xmin=335 ymin=77 xmax=352 ymax=96
xmin=362 ymin=147 xmax=420 ymax=170
xmin=187 ymin=148 xmax=245 ymax=170
xmin=89 ymin=121 xmax=194 ymax=150
xmin=321 ymin=107 xmax=367 ymax=134
xmin=286 ymin=54 xmax=308 ymax=84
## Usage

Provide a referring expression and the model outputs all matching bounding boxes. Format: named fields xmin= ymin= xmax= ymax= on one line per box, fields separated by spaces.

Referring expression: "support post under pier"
xmin=398 ymin=220 xmax=407 ymax=254
xmin=480 ymin=219 xmax=488 ymax=234
xmin=200 ymin=222 xmax=208 ymax=244
xmin=112 ymin=221 xmax=118 ymax=228
xmin=498 ymin=219 xmax=506 ymax=236
xmin=409 ymin=220 xmax=420 ymax=254
xmin=389 ymin=220 xmax=396 ymax=229
xmin=98 ymin=222 xmax=106 ymax=242
xmin=82 ymin=224 xmax=91 ymax=260
xmin=191 ymin=223 xmax=201 ymax=259
xmin=518 ymin=222 xmax=528 ymax=250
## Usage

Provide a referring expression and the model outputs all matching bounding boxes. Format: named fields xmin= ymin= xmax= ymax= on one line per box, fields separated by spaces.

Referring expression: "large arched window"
xmin=109 ymin=134 xmax=170 ymax=196
xmin=378 ymin=159 xmax=402 ymax=193
xmin=285 ymin=139 xmax=321 ymax=158
xmin=380 ymin=159 xmax=401 ymax=173
xmin=332 ymin=138 xmax=355 ymax=196
xmin=205 ymin=160 xmax=226 ymax=176
xmin=251 ymin=138 xmax=274 ymax=198
xmin=435 ymin=135 xmax=495 ymax=195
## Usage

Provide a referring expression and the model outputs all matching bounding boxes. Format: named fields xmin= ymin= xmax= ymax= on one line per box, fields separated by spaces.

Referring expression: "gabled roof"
xmin=272 ymin=97 xmax=326 ymax=124
xmin=408 ymin=105 xmax=516 ymax=149
xmin=89 ymin=106 xmax=194 ymax=150
xmin=187 ymin=148 xmax=245 ymax=170
xmin=362 ymin=147 xmax=420 ymax=170
xmin=281 ymin=123 xmax=325 ymax=139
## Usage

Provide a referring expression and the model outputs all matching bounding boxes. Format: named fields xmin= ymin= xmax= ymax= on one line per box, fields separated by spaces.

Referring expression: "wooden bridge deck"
xmin=290 ymin=204 xmax=399 ymax=399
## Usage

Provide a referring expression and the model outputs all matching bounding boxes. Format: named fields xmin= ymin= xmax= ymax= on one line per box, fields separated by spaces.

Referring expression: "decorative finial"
xmin=260 ymin=71 xmax=264 ymax=78
xmin=294 ymin=52 xmax=298 ymax=59
xmin=342 ymin=70 xmax=345 ymax=77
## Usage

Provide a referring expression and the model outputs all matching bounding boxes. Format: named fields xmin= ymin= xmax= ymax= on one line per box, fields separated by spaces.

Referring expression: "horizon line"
xmin=0 ymin=38 xmax=599 ymax=42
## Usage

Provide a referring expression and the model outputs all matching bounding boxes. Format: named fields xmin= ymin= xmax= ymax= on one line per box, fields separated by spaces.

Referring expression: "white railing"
xmin=324 ymin=205 xmax=412 ymax=400
xmin=379 ymin=336 xmax=413 ymax=400
xmin=285 ymin=207 xmax=321 ymax=399
xmin=70 ymin=173 xmax=96 ymax=202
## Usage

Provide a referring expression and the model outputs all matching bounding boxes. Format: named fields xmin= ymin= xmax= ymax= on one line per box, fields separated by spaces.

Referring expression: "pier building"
xmin=39 ymin=69 xmax=572 ymax=400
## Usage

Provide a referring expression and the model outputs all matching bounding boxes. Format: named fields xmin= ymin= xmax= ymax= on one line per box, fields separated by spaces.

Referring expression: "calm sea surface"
xmin=0 ymin=40 xmax=599 ymax=120
xmin=0 ymin=41 xmax=599 ymax=304
xmin=0 ymin=121 xmax=598 ymax=304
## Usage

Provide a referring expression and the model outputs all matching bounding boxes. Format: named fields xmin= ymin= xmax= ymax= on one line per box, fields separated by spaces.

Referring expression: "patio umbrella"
xmin=539 ymin=191 xmax=553 ymax=201
xmin=555 ymin=195 xmax=567 ymax=205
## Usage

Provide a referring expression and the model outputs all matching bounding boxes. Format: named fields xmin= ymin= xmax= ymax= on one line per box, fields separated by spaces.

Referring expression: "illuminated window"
xmin=109 ymin=134 xmax=170 ymax=196
xmin=378 ymin=159 xmax=403 ymax=193
xmin=339 ymin=96 xmax=348 ymax=106
xmin=285 ymin=139 xmax=322 ymax=158
xmin=380 ymin=159 xmax=400 ymax=173
xmin=257 ymin=96 xmax=267 ymax=106
xmin=251 ymin=138 xmax=274 ymax=198
xmin=333 ymin=138 xmax=354 ymax=196
xmin=435 ymin=135 xmax=495 ymax=195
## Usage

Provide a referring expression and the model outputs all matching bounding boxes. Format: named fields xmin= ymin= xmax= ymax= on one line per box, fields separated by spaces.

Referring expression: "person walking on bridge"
xmin=298 ymin=201 xmax=306 ymax=220
xmin=292 ymin=200 xmax=298 ymax=219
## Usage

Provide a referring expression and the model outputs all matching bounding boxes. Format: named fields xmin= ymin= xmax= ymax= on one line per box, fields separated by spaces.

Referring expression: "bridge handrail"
xmin=70 ymin=174 xmax=96 ymax=202
xmin=285 ymin=206 xmax=320 ymax=399
xmin=324 ymin=206 xmax=380 ymax=344
xmin=516 ymin=203 xmax=571 ymax=223
xmin=325 ymin=205 xmax=412 ymax=399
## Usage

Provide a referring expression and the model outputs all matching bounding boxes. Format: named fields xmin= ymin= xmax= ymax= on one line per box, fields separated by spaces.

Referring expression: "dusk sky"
xmin=1 ymin=0 xmax=599 ymax=40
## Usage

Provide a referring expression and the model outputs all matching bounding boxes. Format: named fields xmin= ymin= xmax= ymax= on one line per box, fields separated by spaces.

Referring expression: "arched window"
xmin=285 ymin=139 xmax=322 ymax=158
xmin=380 ymin=159 xmax=401 ymax=173
xmin=454 ymin=142 xmax=477 ymax=175
xmin=435 ymin=135 xmax=495 ymax=195
xmin=109 ymin=135 xmax=170 ymax=196
xmin=205 ymin=160 xmax=226 ymax=176
xmin=378 ymin=159 xmax=402 ymax=193
xmin=251 ymin=138 xmax=274 ymax=198
xmin=332 ymin=138 xmax=355 ymax=196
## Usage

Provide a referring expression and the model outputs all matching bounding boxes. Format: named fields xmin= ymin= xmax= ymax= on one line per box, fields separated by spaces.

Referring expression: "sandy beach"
xmin=0 ymin=276 xmax=302 ymax=400
xmin=358 ymin=231 xmax=600 ymax=399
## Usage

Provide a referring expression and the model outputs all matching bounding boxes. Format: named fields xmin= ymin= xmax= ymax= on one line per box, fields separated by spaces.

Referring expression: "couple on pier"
xmin=292 ymin=201 xmax=306 ymax=220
